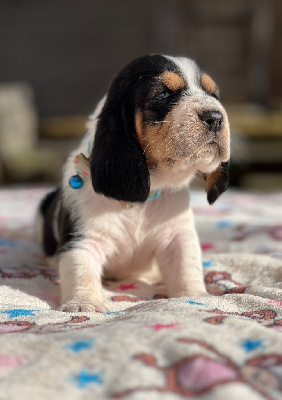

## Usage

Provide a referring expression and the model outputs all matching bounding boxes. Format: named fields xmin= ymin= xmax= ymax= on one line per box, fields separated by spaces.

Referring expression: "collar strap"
xmin=120 ymin=189 xmax=161 ymax=208
xmin=147 ymin=189 xmax=161 ymax=201
xmin=69 ymin=153 xmax=161 ymax=206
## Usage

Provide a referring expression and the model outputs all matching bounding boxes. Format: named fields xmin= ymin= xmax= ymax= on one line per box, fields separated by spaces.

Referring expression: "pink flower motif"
xmin=115 ymin=283 xmax=138 ymax=291
xmin=178 ymin=356 xmax=238 ymax=391
xmin=268 ymin=300 xmax=282 ymax=306
xmin=147 ymin=323 xmax=179 ymax=331
xmin=0 ymin=354 xmax=25 ymax=371
xmin=201 ymin=242 xmax=214 ymax=251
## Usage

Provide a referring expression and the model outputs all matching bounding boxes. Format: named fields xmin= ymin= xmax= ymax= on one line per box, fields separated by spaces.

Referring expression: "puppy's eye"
xmin=154 ymin=90 xmax=171 ymax=100
xmin=211 ymin=92 xmax=220 ymax=100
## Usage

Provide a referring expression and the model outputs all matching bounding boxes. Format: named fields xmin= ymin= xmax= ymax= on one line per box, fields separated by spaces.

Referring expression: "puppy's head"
xmin=91 ymin=55 xmax=230 ymax=203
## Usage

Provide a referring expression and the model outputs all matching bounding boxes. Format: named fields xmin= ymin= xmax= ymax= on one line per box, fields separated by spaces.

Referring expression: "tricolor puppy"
xmin=37 ymin=55 xmax=230 ymax=312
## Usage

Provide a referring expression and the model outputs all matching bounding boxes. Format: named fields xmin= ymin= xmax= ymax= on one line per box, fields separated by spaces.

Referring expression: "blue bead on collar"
xmin=69 ymin=153 xmax=162 ymax=205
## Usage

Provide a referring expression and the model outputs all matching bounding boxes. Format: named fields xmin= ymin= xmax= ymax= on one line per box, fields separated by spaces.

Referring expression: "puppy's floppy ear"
xmin=90 ymin=97 xmax=150 ymax=203
xmin=197 ymin=161 xmax=229 ymax=205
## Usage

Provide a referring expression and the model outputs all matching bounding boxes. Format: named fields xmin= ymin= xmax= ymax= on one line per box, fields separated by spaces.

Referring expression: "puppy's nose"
xmin=198 ymin=110 xmax=223 ymax=133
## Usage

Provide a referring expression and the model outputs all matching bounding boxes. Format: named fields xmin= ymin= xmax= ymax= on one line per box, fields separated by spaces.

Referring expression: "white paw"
xmin=59 ymin=298 xmax=109 ymax=313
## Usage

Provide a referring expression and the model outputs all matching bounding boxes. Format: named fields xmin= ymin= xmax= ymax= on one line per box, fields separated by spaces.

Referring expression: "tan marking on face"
xmin=160 ymin=71 xmax=185 ymax=92
xmin=205 ymin=166 xmax=222 ymax=194
xmin=135 ymin=112 xmax=144 ymax=143
xmin=135 ymin=111 xmax=174 ymax=170
xmin=201 ymin=73 xmax=217 ymax=94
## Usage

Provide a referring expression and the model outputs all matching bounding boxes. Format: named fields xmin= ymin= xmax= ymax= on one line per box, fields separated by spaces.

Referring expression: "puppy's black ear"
xmin=90 ymin=99 xmax=150 ymax=203
xmin=197 ymin=161 xmax=229 ymax=205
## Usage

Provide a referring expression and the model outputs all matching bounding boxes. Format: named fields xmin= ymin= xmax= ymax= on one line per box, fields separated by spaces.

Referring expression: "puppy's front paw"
xmin=59 ymin=298 xmax=109 ymax=313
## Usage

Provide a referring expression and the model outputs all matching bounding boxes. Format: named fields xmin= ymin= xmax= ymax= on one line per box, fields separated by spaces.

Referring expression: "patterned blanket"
xmin=0 ymin=187 xmax=281 ymax=400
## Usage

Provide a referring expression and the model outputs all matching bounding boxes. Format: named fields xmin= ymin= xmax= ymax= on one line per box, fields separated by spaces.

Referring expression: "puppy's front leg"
xmin=156 ymin=213 xmax=208 ymax=298
xmin=58 ymin=245 xmax=109 ymax=313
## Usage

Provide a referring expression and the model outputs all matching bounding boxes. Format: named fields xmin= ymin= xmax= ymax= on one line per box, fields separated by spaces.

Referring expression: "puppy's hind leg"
xmin=58 ymin=244 xmax=109 ymax=313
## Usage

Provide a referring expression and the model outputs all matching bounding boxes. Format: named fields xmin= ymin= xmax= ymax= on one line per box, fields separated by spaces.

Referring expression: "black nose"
xmin=198 ymin=110 xmax=223 ymax=133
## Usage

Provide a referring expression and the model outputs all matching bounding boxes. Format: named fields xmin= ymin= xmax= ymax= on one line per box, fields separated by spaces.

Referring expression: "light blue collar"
xmin=120 ymin=189 xmax=161 ymax=208
xmin=69 ymin=152 xmax=162 ymax=206
xmin=147 ymin=189 xmax=162 ymax=201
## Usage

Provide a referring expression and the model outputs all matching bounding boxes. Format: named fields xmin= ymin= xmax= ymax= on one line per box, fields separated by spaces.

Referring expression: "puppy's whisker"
xmin=152 ymin=120 xmax=171 ymax=125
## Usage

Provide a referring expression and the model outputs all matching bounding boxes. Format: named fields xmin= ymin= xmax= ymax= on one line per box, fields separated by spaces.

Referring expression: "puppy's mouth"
xmin=155 ymin=140 xmax=223 ymax=177
xmin=174 ymin=137 xmax=220 ymax=162
xmin=198 ymin=140 xmax=221 ymax=156
xmin=194 ymin=143 xmax=221 ymax=166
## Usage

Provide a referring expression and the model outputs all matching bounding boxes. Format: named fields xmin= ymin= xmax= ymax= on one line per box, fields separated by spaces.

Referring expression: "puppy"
xmin=37 ymin=55 xmax=230 ymax=312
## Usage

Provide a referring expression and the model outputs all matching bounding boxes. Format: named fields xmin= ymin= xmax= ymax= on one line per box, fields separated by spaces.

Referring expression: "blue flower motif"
xmin=187 ymin=300 xmax=207 ymax=307
xmin=66 ymin=339 xmax=95 ymax=353
xmin=216 ymin=220 xmax=232 ymax=228
xmin=105 ymin=311 xmax=124 ymax=316
xmin=0 ymin=239 xmax=17 ymax=247
xmin=240 ymin=338 xmax=266 ymax=352
xmin=202 ymin=260 xmax=214 ymax=268
xmin=1 ymin=309 xmax=38 ymax=318
xmin=72 ymin=370 xmax=103 ymax=388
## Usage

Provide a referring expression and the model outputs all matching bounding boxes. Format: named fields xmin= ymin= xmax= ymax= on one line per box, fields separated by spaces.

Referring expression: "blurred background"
xmin=0 ymin=0 xmax=281 ymax=190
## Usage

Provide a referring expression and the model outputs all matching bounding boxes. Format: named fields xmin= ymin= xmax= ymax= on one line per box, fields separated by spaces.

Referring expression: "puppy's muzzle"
xmin=198 ymin=110 xmax=223 ymax=134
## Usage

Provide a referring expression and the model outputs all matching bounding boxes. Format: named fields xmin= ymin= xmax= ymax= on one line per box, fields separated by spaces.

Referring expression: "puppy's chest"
xmin=84 ymin=207 xmax=157 ymax=260
xmin=85 ymin=205 xmax=149 ymax=239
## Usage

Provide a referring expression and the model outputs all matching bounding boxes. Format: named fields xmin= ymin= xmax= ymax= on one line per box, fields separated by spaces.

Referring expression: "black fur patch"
xmin=90 ymin=55 xmax=186 ymax=203
xmin=58 ymin=206 xmax=84 ymax=253
xmin=40 ymin=188 xmax=59 ymax=216
xmin=134 ymin=56 xmax=185 ymax=123
xmin=145 ymin=87 xmax=183 ymax=123
xmin=207 ymin=162 xmax=230 ymax=205
xmin=40 ymin=188 xmax=60 ymax=257
xmin=40 ymin=188 xmax=83 ymax=256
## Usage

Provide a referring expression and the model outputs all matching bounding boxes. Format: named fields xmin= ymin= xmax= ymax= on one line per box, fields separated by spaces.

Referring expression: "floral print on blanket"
xmin=112 ymin=338 xmax=282 ymax=398
xmin=0 ymin=187 xmax=281 ymax=399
